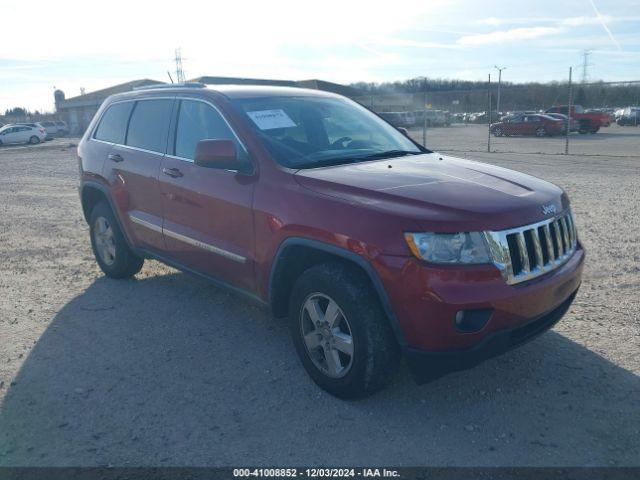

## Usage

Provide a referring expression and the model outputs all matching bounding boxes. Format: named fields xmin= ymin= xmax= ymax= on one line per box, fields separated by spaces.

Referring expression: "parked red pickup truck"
xmin=78 ymin=84 xmax=584 ymax=398
xmin=545 ymin=105 xmax=610 ymax=133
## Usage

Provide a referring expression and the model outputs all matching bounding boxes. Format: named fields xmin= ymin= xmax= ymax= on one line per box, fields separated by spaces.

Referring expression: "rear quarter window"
xmin=94 ymin=102 xmax=134 ymax=144
xmin=126 ymin=99 xmax=173 ymax=153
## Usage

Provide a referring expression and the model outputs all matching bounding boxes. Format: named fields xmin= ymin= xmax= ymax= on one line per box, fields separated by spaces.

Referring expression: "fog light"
xmin=454 ymin=309 xmax=493 ymax=333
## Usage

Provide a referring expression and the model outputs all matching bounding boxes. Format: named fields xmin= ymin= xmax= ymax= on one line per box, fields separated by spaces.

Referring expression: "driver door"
xmin=159 ymin=98 xmax=256 ymax=292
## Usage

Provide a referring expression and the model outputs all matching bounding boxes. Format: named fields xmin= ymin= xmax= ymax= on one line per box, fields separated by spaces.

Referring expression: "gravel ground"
xmin=0 ymin=132 xmax=638 ymax=467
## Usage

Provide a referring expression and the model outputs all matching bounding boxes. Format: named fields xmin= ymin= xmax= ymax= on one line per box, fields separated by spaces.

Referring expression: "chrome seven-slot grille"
xmin=484 ymin=210 xmax=578 ymax=285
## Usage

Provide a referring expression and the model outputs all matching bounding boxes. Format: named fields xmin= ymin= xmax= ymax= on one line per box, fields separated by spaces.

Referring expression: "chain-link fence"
xmin=353 ymin=78 xmax=640 ymax=157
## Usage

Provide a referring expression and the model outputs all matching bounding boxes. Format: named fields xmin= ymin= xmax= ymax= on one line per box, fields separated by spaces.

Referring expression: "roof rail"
xmin=132 ymin=82 xmax=207 ymax=91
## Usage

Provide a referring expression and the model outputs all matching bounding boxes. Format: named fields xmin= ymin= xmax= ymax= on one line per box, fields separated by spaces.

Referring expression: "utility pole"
xmin=487 ymin=73 xmax=491 ymax=153
xmin=580 ymin=50 xmax=592 ymax=83
xmin=175 ymin=48 xmax=185 ymax=83
xmin=422 ymin=77 xmax=427 ymax=147
xmin=565 ymin=67 xmax=573 ymax=155
xmin=494 ymin=65 xmax=506 ymax=114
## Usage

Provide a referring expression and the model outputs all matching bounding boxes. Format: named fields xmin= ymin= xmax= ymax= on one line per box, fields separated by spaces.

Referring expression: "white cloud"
xmin=458 ymin=27 xmax=561 ymax=46
xmin=561 ymin=15 xmax=613 ymax=26
xmin=477 ymin=15 xmax=639 ymax=27
xmin=368 ymin=38 xmax=461 ymax=49
xmin=477 ymin=17 xmax=507 ymax=26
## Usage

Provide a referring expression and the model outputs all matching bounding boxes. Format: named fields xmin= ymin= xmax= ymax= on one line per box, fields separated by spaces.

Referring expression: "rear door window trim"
xmin=91 ymin=95 xmax=249 ymax=163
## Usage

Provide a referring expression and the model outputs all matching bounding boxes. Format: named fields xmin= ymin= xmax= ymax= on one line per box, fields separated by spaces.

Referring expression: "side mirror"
xmin=397 ymin=127 xmax=409 ymax=136
xmin=194 ymin=139 xmax=250 ymax=173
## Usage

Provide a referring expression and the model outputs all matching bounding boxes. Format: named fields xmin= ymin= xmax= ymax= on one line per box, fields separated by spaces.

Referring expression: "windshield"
xmin=231 ymin=95 xmax=424 ymax=169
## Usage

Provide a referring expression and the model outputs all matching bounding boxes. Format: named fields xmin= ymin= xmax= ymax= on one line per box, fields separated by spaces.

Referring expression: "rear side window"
xmin=126 ymin=99 xmax=173 ymax=153
xmin=94 ymin=102 xmax=134 ymax=144
xmin=174 ymin=100 xmax=241 ymax=160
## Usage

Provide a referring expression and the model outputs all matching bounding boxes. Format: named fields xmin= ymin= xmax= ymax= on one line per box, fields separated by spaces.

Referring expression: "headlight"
xmin=404 ymin=232 xmax=491 ymax=264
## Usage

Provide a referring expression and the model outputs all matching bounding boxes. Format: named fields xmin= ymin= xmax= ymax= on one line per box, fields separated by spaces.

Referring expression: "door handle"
xmin=162 ymin=167 xmax=183 ymax=178
xmin=108 ymin=153 xmax=124 ymax=163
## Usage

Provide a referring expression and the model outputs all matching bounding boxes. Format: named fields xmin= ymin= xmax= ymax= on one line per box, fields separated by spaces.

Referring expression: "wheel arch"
xmin=268 ymin=237 xmax=406 ymax=346
xmin=80 ymin=181 xmax=135 ymax=250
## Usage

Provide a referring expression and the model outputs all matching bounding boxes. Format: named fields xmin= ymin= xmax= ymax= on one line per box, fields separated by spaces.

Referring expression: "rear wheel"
xmin=89 ymin=202 xmax=144 ymax=278
xmin=289 ymin=263 xmax=400 ymax=399
xmin=590 ymin=126 xmax=600 ymax=134
xmin=29 ymin=136 xmax=40 ymax=144
xmin=535 ymin=127 xmax=547 ymax=137
xmin=493 ymin=127 xmax=503 ymax=137
xmin=578 ymin=120 xmax=591 ymax=134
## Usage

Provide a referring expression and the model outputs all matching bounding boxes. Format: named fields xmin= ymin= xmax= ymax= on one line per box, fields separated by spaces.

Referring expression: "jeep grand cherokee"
xmin=78 ymin=83 xmax=584 ymax=398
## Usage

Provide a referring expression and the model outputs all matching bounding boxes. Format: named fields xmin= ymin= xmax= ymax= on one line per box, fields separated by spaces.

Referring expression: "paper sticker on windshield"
xmin=247 ymin=109 xmax=296 ymax=130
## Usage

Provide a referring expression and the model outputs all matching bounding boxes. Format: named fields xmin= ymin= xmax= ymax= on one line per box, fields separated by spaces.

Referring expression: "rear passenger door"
xmin=99 ymin=98 xmax=174 ymax=251
xmin=158 ymin=98 xmax=256 ymax=291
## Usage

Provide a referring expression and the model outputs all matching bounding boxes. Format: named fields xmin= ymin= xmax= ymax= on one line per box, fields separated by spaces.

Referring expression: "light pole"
xmin=494 ymin=65 xmax=506 ymax=114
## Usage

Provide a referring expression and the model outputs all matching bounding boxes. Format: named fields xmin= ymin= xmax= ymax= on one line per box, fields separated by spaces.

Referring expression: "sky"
xmin=1 ymin=0 xmax=639 ymax=113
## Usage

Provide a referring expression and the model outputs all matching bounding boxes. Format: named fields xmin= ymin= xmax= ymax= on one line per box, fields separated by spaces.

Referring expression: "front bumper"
xmin=372 ymin=242 xmax=585 ymax=377
xmin=404 ymin=287 xmax=578 ymax=382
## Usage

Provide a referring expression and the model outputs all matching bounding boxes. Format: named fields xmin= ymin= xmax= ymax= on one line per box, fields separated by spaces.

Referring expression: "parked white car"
xmin=0 ymin=124 xmax=47 ymax=145
xmin=55 ymin=120 xmax=69 ymax=136
xmin=38 ymin=120 xmax=59 ymax=139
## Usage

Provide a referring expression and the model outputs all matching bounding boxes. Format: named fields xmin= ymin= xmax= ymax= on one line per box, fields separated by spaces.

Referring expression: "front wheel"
xmin=493 ymin=127 xmax=503 ymax=137
xmin=535 ymin=127 xmax=547 ymax=137
xmin=89 ymin=202 xmax=144 ymax=278
xmin=289 ymin=263 xmax=400 ymax=399
xmin=590 ymin=126 xmax=600 ymax=134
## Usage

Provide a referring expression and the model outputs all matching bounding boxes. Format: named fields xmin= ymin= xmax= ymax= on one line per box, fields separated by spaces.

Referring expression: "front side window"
xmin=94 ymin=102 xmax=134 ymax=144
xmin=231 ymin=95 xmax=423 ymax=168
xmin=174 ymin=99 xmax=241 ymax=160
xmin=126 ymin=99 xmax=173 ymax=153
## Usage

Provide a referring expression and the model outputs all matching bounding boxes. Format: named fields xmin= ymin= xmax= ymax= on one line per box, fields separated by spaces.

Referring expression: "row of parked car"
xmin=378 ymin=110 xmax=451 ymax=128
xmin=613 ymin=107 xmax=640 ymax=126
xmin=487 ymin=104 xmax=624 ymax=137
xmin=0 ymin=120 xmax=68 ymax=146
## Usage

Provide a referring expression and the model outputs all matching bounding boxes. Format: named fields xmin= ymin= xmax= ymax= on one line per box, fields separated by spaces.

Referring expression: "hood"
xmin=294 ymin=153 xmax=568 ymax=231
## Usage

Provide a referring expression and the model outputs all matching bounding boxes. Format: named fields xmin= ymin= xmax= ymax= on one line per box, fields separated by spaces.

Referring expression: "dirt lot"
xmin=0 ymin=131 xmax=638 ymax=467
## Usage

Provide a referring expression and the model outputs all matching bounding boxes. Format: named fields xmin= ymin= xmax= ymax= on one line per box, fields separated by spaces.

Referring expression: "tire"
xmin=590 ymin=126 xmax=600 ymax=134
xmin=29 ymin=136 xmax=40 ymax=145
xmin=288 ymin=262 xmax=400 ymax=399
xmin=89 ymin=202 xmax=144 ymax=279
xmin=535 ymin=127 xmax=547 ymax=137
xmin=578 ymin=120 xmax=590 ymax=134
xmin=493 ymin=127 xmax=503 ymax=137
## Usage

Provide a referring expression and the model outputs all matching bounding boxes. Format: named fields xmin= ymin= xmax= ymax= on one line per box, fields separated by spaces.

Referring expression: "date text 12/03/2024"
xmin=232 ymin=468 xmax=400 ymax=478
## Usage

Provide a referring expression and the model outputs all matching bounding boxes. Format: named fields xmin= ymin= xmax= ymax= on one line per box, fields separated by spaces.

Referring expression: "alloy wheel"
xmin=94 ymin=216 xmax=116 ymax=266
xmin=300 ymin=293 xmax=354 ymax=378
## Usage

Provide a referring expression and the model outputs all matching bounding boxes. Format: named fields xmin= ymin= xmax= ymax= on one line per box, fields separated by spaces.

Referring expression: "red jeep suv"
xmin=78 ymin=83 xmax=584 ymax=398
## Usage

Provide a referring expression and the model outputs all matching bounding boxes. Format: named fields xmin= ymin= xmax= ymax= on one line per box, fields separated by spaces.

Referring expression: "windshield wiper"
xmin=301 ymin=150 xmax=421 ymax=169
xmin=356 ymin=150 xmax=421 ymax=160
